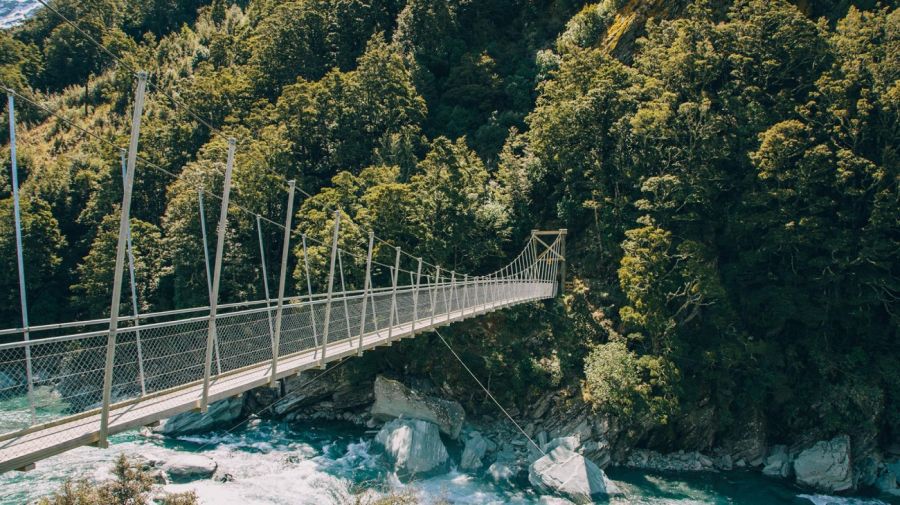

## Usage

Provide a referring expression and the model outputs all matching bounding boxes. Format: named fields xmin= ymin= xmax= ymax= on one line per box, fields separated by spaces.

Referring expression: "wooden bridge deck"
xmin=0 ymin=296 xmax=524 ymax=474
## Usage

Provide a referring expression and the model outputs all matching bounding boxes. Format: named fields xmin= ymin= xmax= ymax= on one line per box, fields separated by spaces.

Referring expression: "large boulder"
xmin=762 ymin=445 xmax=793 ymax=479
xmin=374 ymin=418 xmax=449 ymax=477
xmin=157 ymin=396 xmax=243 ymax=436
xmin=793 ymin=435 xmax=853 ymax=492
xmin=371 ymin=376 xmax=465 ymax=438
xmin=529 ymin=447 xmax=615 ymax=504
xmin=163 ymin=455 xmax=217 ymax=482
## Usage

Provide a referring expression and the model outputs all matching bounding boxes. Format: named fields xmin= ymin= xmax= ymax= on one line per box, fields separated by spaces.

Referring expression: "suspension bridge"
xmin=0 ymin=73 xmax=567 ymax=474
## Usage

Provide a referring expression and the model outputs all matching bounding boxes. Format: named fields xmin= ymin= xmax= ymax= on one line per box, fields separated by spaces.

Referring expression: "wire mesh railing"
xmin=0 ymin=233 xmax=562 ymax=452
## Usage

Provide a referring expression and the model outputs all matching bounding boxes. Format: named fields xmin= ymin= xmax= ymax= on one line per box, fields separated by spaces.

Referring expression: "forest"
xmin=0 ymin=0 xmax=897 ymax=456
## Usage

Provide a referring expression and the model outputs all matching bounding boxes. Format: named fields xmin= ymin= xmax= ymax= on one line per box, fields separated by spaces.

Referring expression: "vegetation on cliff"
xmin=0 ymin=0 xmax=897 ymax=454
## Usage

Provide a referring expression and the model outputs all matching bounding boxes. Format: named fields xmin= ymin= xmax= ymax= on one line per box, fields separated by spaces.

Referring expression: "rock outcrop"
xmin=529 ymin=447 xmax=615 ymax=504
xmin=162 ymin=455 xmax=218 ymax=482
xmin=461 ymin=431 xmax=489 ymax=471
xmin=762 ymin=445 xmax=792 ymax=479
xmin=793 ymin=435 xmax=853 ymax=492
xmin=374 ymin=418 xmax=449 ymax=477
xmin=157 ymin=396 xmax=243 ymax=436
xmin=626 ymin=449 xmax=715 ymax=472
xmin=371 ymin=375 xmax=465 ymax=438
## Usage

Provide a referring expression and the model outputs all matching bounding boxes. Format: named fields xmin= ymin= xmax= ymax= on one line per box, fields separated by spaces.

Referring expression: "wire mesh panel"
xmin=278 ymin=302 xmax=317 ymax=357
xmin=217 ymin=309 xmax=275 ymax=373
xmin=139 ymin=318 xmax=208 ymax=395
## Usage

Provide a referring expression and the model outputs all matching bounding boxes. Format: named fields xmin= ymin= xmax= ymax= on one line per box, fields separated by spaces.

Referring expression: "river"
xmin=1 ymin=419 xmax=896 ymax=505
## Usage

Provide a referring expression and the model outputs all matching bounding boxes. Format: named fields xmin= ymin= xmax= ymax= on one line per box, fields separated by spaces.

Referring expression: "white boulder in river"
xmin=371 ymin=375 xmax=465 ymax=438
xmin=162 ymin=454 xmax=218 ymax=482
xmin=375 ymin=418 xmax=450 ymax=477
xmin=793 ymin=435 xmax=853 ymax=492
xmin=529 ymin=446 xmax=616 ymax=504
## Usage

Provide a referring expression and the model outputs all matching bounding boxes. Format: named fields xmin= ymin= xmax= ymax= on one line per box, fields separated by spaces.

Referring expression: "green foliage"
xmin=527 ymin=0 xmax=899 ymax=443
xmin=0 ymin=194 xmax=66 ymax=328
xmin=584 ymin=340 xmax=678 ymax=426
xmin=71 ymin=212 xmax=164 ymax=318
xmin=2 ymin=0 xmax=896 ymax=452
xmin=36 ymin=454 xmax=160 ymax=505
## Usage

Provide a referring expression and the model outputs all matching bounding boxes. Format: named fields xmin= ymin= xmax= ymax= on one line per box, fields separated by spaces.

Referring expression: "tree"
xmin=409 ymin=136 xmax=508 ymax=270
xmin=71 ymin=211 xmax=165 ymax=318
xmin=0 ymin=195 xmax=66 ymax=328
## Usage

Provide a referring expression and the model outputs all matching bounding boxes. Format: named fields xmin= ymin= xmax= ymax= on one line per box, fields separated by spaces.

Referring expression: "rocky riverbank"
xmin=148 ymin=368 xmax=900 ymax=502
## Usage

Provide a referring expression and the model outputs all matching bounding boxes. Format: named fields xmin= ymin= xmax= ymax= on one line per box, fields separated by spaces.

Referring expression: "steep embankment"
xmin=1 ymin=0 xmax=897 ymax=500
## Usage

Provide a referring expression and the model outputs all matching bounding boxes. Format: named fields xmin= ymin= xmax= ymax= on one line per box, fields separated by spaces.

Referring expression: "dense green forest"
xmin=1 ymin=0 xmax=898 ymax=455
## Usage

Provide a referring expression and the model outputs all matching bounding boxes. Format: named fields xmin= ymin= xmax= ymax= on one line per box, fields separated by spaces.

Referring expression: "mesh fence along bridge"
xmin=0 ymin=74 xmax=566 ymax=474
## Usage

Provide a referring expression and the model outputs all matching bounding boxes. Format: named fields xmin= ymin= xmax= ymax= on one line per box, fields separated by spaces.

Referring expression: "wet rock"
xmin=712 ymin=450 xmax=733 ymax=471
xmin=242 ymin=385 xmax=280 ymax=417
xmin=728 ymin=414 xmax=766 ymax=467
xmin=157 ymin=396 xmax=244 ymax=436
xmin=531 ymin=393 xmax=554 ymax=419
xmin=538 ymin=496 xmax=575 ymax=505
xmin=371 ymin=376 xmax=465 ymax=438
xmin=626 ymin=449 xmax=715 ymax=472
xmin=374 ymin=418 xmax=449 ymax=477
xmin=762 ymin=445 xmax=793 ymax=479
xmin=855 ymin=455 xmax=880 ymax=488
xmin=875 ymin=469 xmax=896 ymax=494
xmin=543 ymin=436 xmax=580 ymax=453
xmin=163 ymin=455 xmax=218 ymax=482
xmin=461 ymin=431 xmax=489 ymax=471
xmin=582 ymin=437 xmax=612 ymax=469
xmin=488 ymin=462 xmax=515 ymax=483
xmin=529 ymin=447 xmax=616 ymax=504
xmin=793 ymin=435 xmax=853 ymax=492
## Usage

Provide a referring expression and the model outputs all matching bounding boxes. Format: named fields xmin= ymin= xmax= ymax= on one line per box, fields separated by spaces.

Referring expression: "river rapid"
xmin=1 ymin=419 xmax=896 ymax=505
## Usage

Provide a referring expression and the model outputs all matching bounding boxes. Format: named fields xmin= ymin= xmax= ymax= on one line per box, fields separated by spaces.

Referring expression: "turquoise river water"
xmin=1 ymin=419 xmax=897 ymax=505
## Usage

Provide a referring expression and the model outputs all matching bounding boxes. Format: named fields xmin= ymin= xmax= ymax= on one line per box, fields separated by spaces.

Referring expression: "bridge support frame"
xmin=120 ymin=150 xmax=146 ymax=397
xmin=100 ymin=72 xmax=147 ymax=446
xmin=6 ymin=92 xmax=36 ymax=426
xmin=270 ymin=181 xmax=295 ymax=383
xmin=386 ymin=247 xmax=400 ymax=343
xmin=200 ymin=137 xmax=236 ymax=412
xmin=357 ymin=231 xmax=374 ymax=356
xmin=198 ymin=189 xmax=222 ymax=375
xmin=320 ymin=210 xmax=341 ymax=367
xmin=412 ymin=258 xmax=423 ymax=334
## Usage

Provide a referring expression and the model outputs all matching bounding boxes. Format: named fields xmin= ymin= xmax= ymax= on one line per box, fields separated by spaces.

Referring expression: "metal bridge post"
xmin=472 ymin=275 xmax=479 ymax=314
xmin=6 ymin=92 xmax=36 ymax=425
xmin=302 ymin=234 xmax=320 ymax=355
xmin=386 ymin=247 xmax=400 ymax=343
xmin=338 ymin=252 xmax=352 ymax=343
xmin=320 ymin=210 xmax=341 ymax=367
xmin=412 ymin=258 xmax=423 ymax=334
xmin=121 ymin=150 xmax=146 ymax=396
xmin=200 ymin=136 xmax=236 ymax=412
xmin=442 ymin=270 xmax=451 ymax=320
xmin=270 ymin=181 xmax=295 ymax=383
xmin=100 ymin=72 xmax=147 ymax=446
xmin=198 ymin=189 xmax=221 ymax=375
xmin=257 ymin=215 xmax=276 ymax=354
xmin=431 ymin=266 xmax=440 ymax=327
xmin=559 ymin=229 xmax=567 ymax=295
xmin=449 ymin=271 xmax=457 ymax=315
xmin=357 ymin=231 xmax=374 ymax=355
xmin=480 ymin=275 xmax=488 ymax=314
xmin=462 ymin=274 xmax=469 ymax=318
